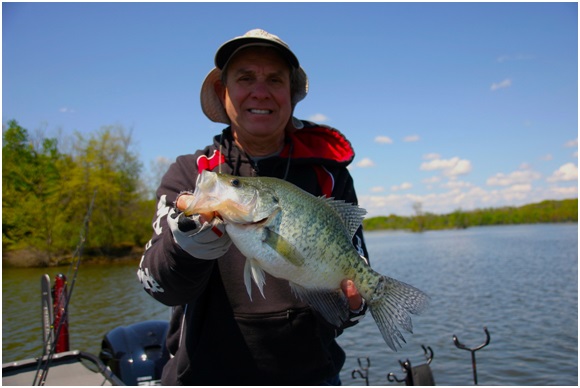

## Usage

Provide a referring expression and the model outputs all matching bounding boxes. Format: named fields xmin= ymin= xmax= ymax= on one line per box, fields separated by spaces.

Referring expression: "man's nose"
xmin=250 ymin=80 xmax=270 ymax=98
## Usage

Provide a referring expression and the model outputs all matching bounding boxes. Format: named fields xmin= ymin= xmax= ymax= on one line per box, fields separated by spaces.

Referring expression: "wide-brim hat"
xmin=200 ymin=29 xmax=308 ymax=128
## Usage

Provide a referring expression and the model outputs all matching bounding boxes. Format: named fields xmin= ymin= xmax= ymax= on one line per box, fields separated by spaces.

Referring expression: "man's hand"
xmin=341 ymin=279 xmax=363 ymax=311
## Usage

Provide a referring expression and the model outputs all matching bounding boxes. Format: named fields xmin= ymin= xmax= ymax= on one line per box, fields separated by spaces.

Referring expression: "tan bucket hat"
xmin=200 ymin=29 xmax=308 ymax=128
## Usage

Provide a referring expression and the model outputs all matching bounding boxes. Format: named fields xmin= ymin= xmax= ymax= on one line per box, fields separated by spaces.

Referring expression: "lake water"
xmin=2 ymin=224 xmax=577 ymax=385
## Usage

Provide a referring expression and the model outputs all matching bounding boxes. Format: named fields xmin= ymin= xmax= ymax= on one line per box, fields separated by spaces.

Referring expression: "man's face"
xmin=217 ymin=47 xmax=292 ymax=144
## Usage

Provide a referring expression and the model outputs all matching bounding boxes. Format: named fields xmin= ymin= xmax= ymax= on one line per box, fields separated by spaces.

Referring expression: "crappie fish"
xmin=185 ymin=170 xmax=429 ymax=350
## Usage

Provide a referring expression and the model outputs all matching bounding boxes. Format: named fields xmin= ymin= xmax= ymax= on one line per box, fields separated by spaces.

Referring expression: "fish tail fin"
xmin=368 ymin=275 xmax=430 ymax=351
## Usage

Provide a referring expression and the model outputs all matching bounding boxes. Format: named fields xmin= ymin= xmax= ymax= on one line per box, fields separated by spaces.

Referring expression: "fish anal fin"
xmin=289 ymin=282 xmax=350 ymax=327
xmin=263 ymin=227 xmax=305 ymax=267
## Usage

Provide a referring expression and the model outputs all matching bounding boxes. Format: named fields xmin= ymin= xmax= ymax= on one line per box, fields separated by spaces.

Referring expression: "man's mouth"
xmin=249 ymin=109 xmax=272 ymax=115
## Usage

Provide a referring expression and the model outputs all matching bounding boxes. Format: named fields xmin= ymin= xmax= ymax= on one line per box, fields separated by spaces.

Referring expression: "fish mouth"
xmin=241 ymin=207 xmax=280 ymax=227
xmin=248 ymin=216 xmax=269 ymax=226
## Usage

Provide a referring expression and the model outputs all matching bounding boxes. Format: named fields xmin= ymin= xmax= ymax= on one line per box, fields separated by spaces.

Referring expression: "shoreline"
xmin=2 ymin=246 xmax=144 ymax=269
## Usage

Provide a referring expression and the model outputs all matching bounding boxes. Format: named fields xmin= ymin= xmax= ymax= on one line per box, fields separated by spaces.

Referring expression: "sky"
xmin=2 ymin=2 xmax=578 ymax=217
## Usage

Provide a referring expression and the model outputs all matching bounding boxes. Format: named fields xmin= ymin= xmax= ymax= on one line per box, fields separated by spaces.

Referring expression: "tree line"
xmin=2 ymin=120 xmax=155 ymax=265
xmin=3 ymin=121 xmax=578 ymax=266
xmin=363 ymin=198 xmax=578 ymax=232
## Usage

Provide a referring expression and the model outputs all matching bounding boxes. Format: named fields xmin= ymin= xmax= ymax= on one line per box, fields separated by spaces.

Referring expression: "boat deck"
xmin=2 ymin=350 xmax=124 ymax=386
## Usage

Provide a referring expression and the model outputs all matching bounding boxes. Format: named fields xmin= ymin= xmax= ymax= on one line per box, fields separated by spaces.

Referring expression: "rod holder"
xmin=452 ymin=326 xmax=490 ymax=385
xmin=351 ymin=356 xmax=371 ymax=386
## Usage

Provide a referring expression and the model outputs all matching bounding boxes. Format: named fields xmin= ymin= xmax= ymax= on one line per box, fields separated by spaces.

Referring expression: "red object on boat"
xmin=53 ymin=274 xmax=70 ymax=353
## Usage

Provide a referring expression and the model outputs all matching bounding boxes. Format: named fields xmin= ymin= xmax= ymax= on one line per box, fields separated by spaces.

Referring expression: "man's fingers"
xmin=341 ymin=279 xmax=363 ymax=311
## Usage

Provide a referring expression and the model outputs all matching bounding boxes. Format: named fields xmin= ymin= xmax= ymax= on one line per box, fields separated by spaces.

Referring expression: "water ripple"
xmin=3 ymin=224 xmax=578 ymax=385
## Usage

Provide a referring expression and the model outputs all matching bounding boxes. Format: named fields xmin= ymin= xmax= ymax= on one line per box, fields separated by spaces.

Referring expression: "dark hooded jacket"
xmin=138 ymin=122 xmax=369 ymax=385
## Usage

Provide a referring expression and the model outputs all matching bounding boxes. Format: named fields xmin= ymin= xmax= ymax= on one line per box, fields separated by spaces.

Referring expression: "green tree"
xmin=2 ymin=120 xmax=65 ymax=262
xmin=59 ymin=125 xmax=144 ymax=252
xmin=3 ymin=121 xmax=148 ymax=265
xmin=411 ymin=201 xmax=426 ymax=232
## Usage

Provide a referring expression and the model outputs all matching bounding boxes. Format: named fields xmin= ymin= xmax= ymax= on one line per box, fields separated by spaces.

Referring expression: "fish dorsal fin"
xmin=243 ymin=258 xmax=266 ymax=301
xmin=321 ymin=197 xmax=367 ymax=238
xmin=289 ymin=282 xmax=350 ymax=327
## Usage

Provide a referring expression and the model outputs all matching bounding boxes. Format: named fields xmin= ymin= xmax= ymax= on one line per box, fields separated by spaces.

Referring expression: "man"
xmin=138 ymin=29 xmax=368 ymax=385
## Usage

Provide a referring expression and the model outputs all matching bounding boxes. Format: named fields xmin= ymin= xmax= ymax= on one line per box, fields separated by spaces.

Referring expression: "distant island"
xmin=363 ymin=198 xmax=578 ymax=232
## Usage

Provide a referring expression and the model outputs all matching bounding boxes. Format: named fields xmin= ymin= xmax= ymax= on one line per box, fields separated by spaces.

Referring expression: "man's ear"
xmin=214 ymin=79 xmax=226 ymax=104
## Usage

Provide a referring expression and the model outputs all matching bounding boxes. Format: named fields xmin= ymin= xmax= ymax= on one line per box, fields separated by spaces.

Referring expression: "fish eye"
xmin=230 ymin=178 xmax=240 ymax=187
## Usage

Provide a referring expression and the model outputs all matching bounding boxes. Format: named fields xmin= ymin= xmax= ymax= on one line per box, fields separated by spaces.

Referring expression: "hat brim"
xmin=200 ymin=68 xmax=230 ymax=124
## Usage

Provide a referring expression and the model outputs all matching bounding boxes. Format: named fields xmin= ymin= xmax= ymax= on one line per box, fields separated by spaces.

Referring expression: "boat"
xmin=2 ymin=273 xmax=170 ymax=386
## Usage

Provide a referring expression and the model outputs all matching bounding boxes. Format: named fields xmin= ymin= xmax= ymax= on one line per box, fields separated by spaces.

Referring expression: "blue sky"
xmin=3 ymin=2 xmax=578 ymax=216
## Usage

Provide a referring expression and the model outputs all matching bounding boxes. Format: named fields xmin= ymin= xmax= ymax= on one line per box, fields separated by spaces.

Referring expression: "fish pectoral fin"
xmin=263 ymin=227 xmax=305 ymax=267
xmin=251 ymin=261 xmax=266 ymax=299
xmin=289 ymin=282 xmax=350 ymax=327
xmin=243 ymin=258 xmax=267 ymax=301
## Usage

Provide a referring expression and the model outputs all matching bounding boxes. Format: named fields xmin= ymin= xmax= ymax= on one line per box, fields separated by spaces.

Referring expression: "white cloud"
xmin=358 ymin=180 xmax=577 ymax=217
xmin=420 ymin=156 xmax=472 ymax=177
xmin=508 ymin=184 xmax=533 ymax=193
xmin=359 ymin=163 xmax=578 ymax=217
xmin=403 ymin=135 xmax=420 ymax=142
xmin=370 ymin=186 xmax=385 ymax=193
xmin=356 ymin=157 xmax=375 ymax=168
xmin=422 ymin=176 xmax=441 ymax=184
xmin=420 ymin=158 xmax=457 ymax=171
xmin=547 ymin=163 xmax=578 ymax=182
xmin=486 ymin=169 xmax=542 ymax=186
xmin=447 ymin=159 xmax=472 ymax=176
xmin=375 ymin=136 xmax=393 ymax=144
xmin=59 ymin=107 xmax=75 ymax=113
xmin=545 ymin=185 xmax=578 ymax=197
xmin=565 ymin=138 xmax=578 ymax=148
xmin=490 ymin=78 xmax=512 ymax=91
xmin=423 ymin=153 xmax=441 ymax=160
xmin=308 ymin=113 xmax=329 ymax=122
xmin=440 ymin=180 xmax=474 ymax=190
xmin=540 ymin=154 xmax=553 ymax=161
xmin=391 ymin=182 xmax=413 ymax=192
